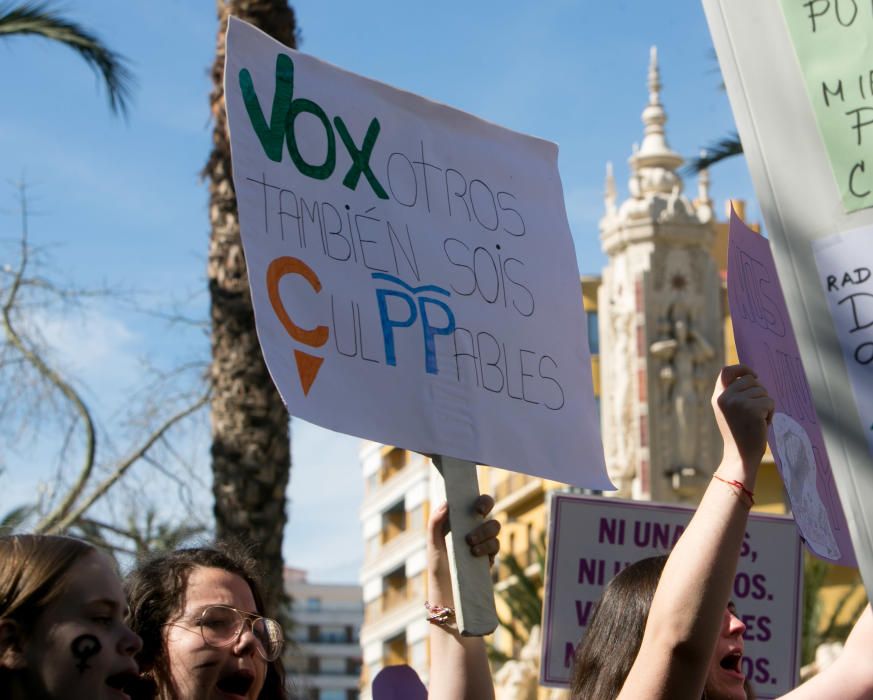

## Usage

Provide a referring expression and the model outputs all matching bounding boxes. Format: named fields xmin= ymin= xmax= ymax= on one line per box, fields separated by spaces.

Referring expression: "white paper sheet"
xmin=224 ymin=18 xmax=610 ymax=488
xmin=814 ymin=226 xmax=873 ymax=458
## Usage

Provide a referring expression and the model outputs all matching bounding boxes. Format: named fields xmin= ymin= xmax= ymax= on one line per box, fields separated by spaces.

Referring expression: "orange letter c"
xmin=266 ymin=256 xmax=329 ymax=348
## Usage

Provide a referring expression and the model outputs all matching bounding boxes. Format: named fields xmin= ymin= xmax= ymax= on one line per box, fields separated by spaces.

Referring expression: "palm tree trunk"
xmin=206 ymin=0 xmax=298 ymax=616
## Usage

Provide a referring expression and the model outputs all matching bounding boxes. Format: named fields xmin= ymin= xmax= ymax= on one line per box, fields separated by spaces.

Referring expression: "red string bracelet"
xmin=713 ymin=474 xmax=754 ymax=506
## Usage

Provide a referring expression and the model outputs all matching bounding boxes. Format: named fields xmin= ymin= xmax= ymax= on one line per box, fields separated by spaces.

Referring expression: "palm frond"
xmin=0 ymin=1 xmax=134 ymax=115
xmin=0 ymin=502 xmax=36 ymax=532
xmin=685 ymin=132 xmax=743 ymax=174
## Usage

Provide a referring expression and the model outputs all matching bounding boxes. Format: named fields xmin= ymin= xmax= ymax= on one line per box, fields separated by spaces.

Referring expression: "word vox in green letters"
xmin=239 ymin=53 xmax=389 ymax=200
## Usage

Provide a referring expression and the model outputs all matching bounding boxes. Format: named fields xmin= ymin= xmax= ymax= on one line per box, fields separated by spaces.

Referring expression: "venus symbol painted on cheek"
xmin=71 ymin=634 xmax=102 ymax=673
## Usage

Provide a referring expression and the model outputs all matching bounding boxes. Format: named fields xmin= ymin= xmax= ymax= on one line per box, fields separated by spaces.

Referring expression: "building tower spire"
xmin=648 ymin=45 xmax=661 ymax=107
xmin=598 ymin=47 xmax=723 ymax=503
xmin=630 ymin=45 xmax=683 ymax=194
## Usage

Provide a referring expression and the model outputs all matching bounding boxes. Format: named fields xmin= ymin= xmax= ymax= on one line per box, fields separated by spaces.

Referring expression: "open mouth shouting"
xmin=105 ymin=668 xmax=141 ymax=699
xmin=216 ymin=668 xmax=256 ymax=699
xmin=719 ymin=649 xmax=744 ymax=678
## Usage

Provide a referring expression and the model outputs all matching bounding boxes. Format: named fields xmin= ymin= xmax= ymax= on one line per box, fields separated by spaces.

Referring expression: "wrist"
xmin=712 ymin=473 xmax=755 ymax=508
xmin=716 ymin=453 xmax=759 ymax=486
xmin=427 ymin=574 xmax=455 ymax=608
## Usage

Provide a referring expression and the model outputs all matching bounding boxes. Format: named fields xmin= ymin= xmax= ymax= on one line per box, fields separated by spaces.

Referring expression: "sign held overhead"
xmin=224 ymin=17 xmax=609 ymax=489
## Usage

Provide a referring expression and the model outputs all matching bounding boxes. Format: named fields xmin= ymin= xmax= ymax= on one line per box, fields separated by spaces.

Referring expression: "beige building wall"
xmin=358 ymin=443 xmax=433 ymax=699
xmin=286 ymin=570 xmax=363 ymax=700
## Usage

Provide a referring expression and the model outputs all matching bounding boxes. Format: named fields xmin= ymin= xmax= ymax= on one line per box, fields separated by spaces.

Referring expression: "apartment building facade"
xmin=286 ymin=568 xmax=363 ymax=700
xmin=357 ymin=443 xmax=443 ymax=698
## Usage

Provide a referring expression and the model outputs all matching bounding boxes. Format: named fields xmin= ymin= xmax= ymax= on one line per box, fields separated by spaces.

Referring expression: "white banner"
xmin=541 ymin=494 xmax=803 ymax=699
xmin=814 ymin=227 xmax=873 ymax=458
xmin=703 ymin=0 xmax=873 ymax=603
xmin=224 ymin=18 xmax=609 ymax=488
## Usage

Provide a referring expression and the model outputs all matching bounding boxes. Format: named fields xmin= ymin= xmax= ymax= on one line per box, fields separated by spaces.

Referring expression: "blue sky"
xmin=0 ymin=1 xmax=757 ymax=581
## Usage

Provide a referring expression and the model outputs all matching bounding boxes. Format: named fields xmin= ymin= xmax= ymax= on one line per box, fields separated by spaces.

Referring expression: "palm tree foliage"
xmin=686 ymin=131 xmax=743 ymax=174
xmin=0 ymin=1 xmax=133 ymax=115
xmin=488 ymin=533 xmax=546 ymax=663
xmin=802 ymin=552 xmax=866 ymax=667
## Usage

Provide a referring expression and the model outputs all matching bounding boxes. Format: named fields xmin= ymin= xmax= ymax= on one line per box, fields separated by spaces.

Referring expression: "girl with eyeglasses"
xmin=124 ymin=544 xmax=286 ymax=700
xmin=123 ymin=514 xmax=502 ymax=699
xmin=0 ymin=534 xmax=142 ymax=700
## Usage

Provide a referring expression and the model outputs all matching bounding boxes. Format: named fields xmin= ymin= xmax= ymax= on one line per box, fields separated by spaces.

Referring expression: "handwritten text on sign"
xmin=728 ymin=211 xmax=854 ymax=566
xmin=224 ymin=18 xmax=609 ymax=488
xmin=780 ymin=0 xmax=873 ymax=212
xmin=813 ymin=225 xmax=873 ymax=460
xmin=541 ymin=495 xmax=802 ymax=699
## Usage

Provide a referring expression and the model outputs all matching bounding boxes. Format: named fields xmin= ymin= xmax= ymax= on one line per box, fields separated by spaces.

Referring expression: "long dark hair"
xmin=570 ymin=555 xmax=667 ymax=700
xmin=570 ymin=555 xmax=754 ymax=700
xmin=124 ymin=543 xmax=287 ymax=700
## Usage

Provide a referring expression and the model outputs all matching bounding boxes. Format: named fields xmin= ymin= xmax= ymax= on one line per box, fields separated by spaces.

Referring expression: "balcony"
xmin=365 ymin=447 xmax=412 ymax=496
xmin=493 ymin=472 xmax=530 ymax=502
xmin=363 ymin=571 xmax=425 ymax=624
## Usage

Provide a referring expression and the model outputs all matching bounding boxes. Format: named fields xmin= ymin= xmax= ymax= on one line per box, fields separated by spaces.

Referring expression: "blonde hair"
xmin=0 ymin=534 xmax=95 ymax=629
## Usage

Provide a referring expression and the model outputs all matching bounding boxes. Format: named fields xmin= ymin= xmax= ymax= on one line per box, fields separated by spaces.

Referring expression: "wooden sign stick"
xmin=432 ymin=454 xmax=499 ymax=636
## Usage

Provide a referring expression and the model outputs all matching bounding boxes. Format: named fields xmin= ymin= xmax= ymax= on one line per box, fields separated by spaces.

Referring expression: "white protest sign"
xmin=541 ymin=494 xmax=803 ymax=699
xmin=703 ymin=0 xmax=873 ymax=603
xmin=814 ymin=227 xmax=873 ymax=457
xmin=224 ymin=18 xmax=610 ymax=488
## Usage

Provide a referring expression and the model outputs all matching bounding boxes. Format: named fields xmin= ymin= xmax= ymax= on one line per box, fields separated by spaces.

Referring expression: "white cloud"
xmin=30 ymin=307 xmax=138 ymax=378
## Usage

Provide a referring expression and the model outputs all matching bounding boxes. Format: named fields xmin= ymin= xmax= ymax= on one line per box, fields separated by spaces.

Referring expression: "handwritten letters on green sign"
xmin=780 ymin=1 xmax=873 ymax=212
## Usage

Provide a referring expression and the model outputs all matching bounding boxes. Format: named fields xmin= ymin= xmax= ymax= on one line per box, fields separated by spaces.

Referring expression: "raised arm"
xmin=618 ymin=364 xmax=774 ymax=700
xmin=778 ymin=604 xmax=873 ymax=700
xmin=426 ymin=495 xmax=500 ymax=700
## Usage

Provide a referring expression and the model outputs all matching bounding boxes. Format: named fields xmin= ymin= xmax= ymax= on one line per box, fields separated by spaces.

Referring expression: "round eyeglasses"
xmin=169 ymin=605 xmax=284 ymax=661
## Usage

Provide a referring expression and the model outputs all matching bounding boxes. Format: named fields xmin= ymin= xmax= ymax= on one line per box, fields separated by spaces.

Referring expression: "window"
xmin=318 ymin=625 xmax=347 ymax=643
xmin=380 ymin=447 xmax=407 ymax=481
xmin=319 ymin=691 xmax=347 ymax=700
xmin=384 ymin=632 xmax=407 ymax=665
xmin=587 ymin=311 xmax=599 ymax=354
xmin=320 ymin=657 xmax=346 ymax=675
xmin=383 ymin=566 xmax=408 ymax=610
xmin=306 ymin=597 xmax=321 ymax=611
xmin=381 ymin=499 xmax=407 ymax=544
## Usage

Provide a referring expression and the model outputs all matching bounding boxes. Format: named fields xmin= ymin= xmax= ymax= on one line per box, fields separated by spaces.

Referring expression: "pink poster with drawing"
xmin=728 ymin=209 xmax=854 ymax=566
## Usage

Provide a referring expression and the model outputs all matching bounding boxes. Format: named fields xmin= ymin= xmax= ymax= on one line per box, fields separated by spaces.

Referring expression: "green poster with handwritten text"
xmin=780 ymin=1 xmax=873 ymax=213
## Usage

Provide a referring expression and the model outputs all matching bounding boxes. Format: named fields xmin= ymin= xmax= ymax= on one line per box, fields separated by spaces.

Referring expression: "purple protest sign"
xmin=541 ymin=494 xmax=803 ymax=699
xmin=372 ymin=665 xmax=428 ymax=700
xmin=727 ymin=209 xmax=855 ymax=566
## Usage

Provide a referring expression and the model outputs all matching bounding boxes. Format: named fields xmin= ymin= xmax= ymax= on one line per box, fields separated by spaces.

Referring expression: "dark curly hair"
xmin=124 ymin=543 xmax=287 ymax=699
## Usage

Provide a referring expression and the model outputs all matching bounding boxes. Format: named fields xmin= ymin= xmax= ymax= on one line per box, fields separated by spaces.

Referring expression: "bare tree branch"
xmin=42 ymin=391 xmax=209 ymax=534
xmin=4 ymin=186 xmax=97 ymax=533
